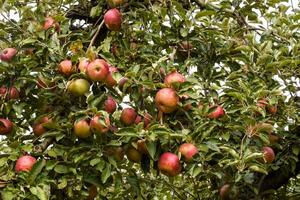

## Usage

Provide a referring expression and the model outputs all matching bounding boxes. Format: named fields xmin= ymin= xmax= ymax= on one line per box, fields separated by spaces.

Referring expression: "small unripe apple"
xmin=32 ymin=116 xmax=52 ymax=136
xmin=164 ymin=71 xmax=185 ymax=88
xmin=208 ymin=105 xmax=225 ymax=119
xmin=126 ymin=146 xmax=142 ymax=163
xmin=105 ymin=66 xmax=118 ymax=87
xmin=15 ymin=155 xmax=37 ymax=172
xmin=219 ymin=184 xmax=230 ymax=199
xmin=0 ymin=48 xmax=17 ymax=62
xmin=120 ymin=108 xmax=137 ymax=126
xmin=86 ymin=59 xmax=109 ymax=82
xmin=43 ymin=17 xmax=60 ymax=32
xmin=179 ymin=143 xmax=198 ymax=161
xmin=90 ymin=115 xmax=110 ymax=135
xmin=104 ymin=9 xmax=122 ymax=31
xmin=74 ymin=119 xmax=92 ymax=138
xmin=59 ymin=60 xmax=73 ymax=76
xmin=158 ymin=152 xmax=181 ymax=177
xmin=263 ymin=146 xmax=275 ymax=163
xmin=78 ymin=58 xmax=90 ymax=73
xmin=104 ymin=96 xmax=117 ymax=114
xmin=107 ymin=0 xmax=124 ymax=8
xmin=155 ymin=88 xmax=179 ymax=113
xmin=67 ymin=79 xmax=90 ymax=96
xmin=0 ymin=118 xmax=13 ymax=135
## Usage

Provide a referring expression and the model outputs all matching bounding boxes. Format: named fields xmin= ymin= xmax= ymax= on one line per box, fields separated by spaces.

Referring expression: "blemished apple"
xmin=155 ymin=88 xmax=179 ymax=113
xmin=105 ymin=66 xmax=118 ymax=87
xmin=90 ymin=115 xmax=110 ymax=135
xmin=104 ymin=96 xmax=117 ymax=114
xmin=104 ymin=9 xmax=122 ymax=31
xmin=67 ymin=79 xmax=90 ymax=96
xmin=219 ymin=184 xmax=231 ymax=199
xmin=126 ymin=146 xmax=142 ymax=163
xmin=0 ymin=48 xmax=17 ymax=62
xmin=43 ymin=17 xmax=60 ymax=32
xmin=120 ymin=108 xmax=137 ymax=126
xmin=178 ymin=143 xmax=198 ymax=161
xmin=15 ymin=155 xmax=37 ymax=172
xmin=86 ymin=59 xmax=109 ymax=82
xmin=208 ymin=105 xmax=225 ymax=119
xmin=164 ymin=71 xmax=185 ymax=88
xmin=74 ymin=119 xmax=92 ymax=138
xmin=58 ymin=60 xmax=73 ymax=76
xmin=107 ymin=0 xmax=124 ymax=8
xmin=78 ymin=58 xmax=90 ymax=73
xmin=158 ymin=152 xmax=181 ymax=177
xmin=263 ymin=146 xmax=275 ymax=163
xmin=0 ymin=118 xmax=13 ymax=135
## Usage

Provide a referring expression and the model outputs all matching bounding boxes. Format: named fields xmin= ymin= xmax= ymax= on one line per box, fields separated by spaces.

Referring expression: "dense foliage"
xmin=0 ymin=0 xmax=299 ymax=199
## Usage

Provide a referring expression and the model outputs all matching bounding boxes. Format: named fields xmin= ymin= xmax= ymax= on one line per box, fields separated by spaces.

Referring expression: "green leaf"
xmin=54 ymin=165 xmax=69 ymax=174
xmin=101 ymin=163 xmax=111 ymax=183
xmin=58 ymin=178 xmax=68 ymax=189
xmin=28 ymin=159 xmax=46 ymax=185
xmin=90 ymin=158 xmax=101 ymax=166
xmin=30 ymin=186 xmax=49 ymax=200
xmin=146 ymin=141 xmax=156 ymax=160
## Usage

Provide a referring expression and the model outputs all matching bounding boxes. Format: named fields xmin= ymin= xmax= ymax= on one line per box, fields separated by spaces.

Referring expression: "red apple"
xmin=43 ymin=17 xmax=60 ymax=32
xmin=0 ymin=118 xmax=13 ymax=135
xmin=0 ymin=86 xmax=7 ymax=96
xmin=86 ymin=59 xmax=109 ymax=82
xmin=67 ymin=79 xmax=90 ymax=96
xmin=104 ymin=96 xmax=117 ymax=114
xmin=179 ymin=143 xmax=198 ymax=162
xmin=0 ymin=48 xmax=17 ymax=62
xmin=104 ymin=9 xmax=122 ymax=31
xmin=219 ymin=184 xmax=230 ymax=199
xmin=90 ymin=115 xmax=110 ymax=135
xmin=126 ymin=146 xmax=142 ymax=163
xmin=105 ymin=66 xmax=118 ymax=87
xmin=164 ymin=71 xmax=185 ymax=88
xmin=78 ymin=58 xmax=90 ymax=73
xmin=137 ymin=139 xmax=148 ymax=155
xmin=208 ymin=105 xmax=225 ymax=119
xmin=74 ymin=119 xmax=92 ymax=138
xmin=158 ymin=152 xmax=181 ymax=177
xmin=8 ymin=87 xmax=20 ymax=100
xmin=118 ymin=78 xmax=132 ymax=93
xmin=263 ymin=146 xmax=275 ymax=163
xmin=155 ymin=88 xmax=179 ymax=113
xmin=58 ymin=60 xmax=73 ymax=76
xmin=15 ymin=155 xmax=37 ymax=172
xmin=120 ymin=108 xmax=137 ymax=126
xmin=107 ymin=0 xmax=124 ymax=8
xmin=134 ymin=115 xmax=142 ymax=124
xmin=32 ymin=116 xmax=52 ymax=136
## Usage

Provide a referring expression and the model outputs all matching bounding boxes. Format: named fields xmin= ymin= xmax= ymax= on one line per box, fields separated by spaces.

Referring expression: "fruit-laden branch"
xmin=259 ymin=126 xmax=300 ymax=194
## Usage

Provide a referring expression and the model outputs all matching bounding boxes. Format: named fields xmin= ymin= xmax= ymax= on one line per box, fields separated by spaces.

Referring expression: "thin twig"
xmin=87 ymin=19 xmax=105 ymax=50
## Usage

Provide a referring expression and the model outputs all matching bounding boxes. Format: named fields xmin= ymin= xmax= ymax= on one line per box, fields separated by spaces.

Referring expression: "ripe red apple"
xmin=86 ymin=59 xmax=109 ymax=82
xmin=120 ymin=108 xmax=137 ymax=126
xmin=107 ymin=0 xmax=124 ymax=8
xmin=105 ymin=66 xmax=118 ymax=87
xmin=134 ymin=115 xmax=142 ymax=124
xmin=58 ymin=60 xmax=73 ymax=76
xmin=219 ymin=184 xmax=230 ymax=199
xmin=8 ymin=87 xmax=19 ymax=100
xmin=179 ymin=143 xmax=198 ymax=162
xmin=158 ymin=152 xmax=181 ymax=177
xmin=90 ymin=115 xmax=110 ymax=135
xmin=104 ymin=96 xmax=117 ymax=114
xmin=74 ymin=119 xmax=92 ymax=138
xmin=263 ymin=146 xmax=275 ymax=163
xmin=32 ymin=116 xmax=52 ymax=136
xmin=0 ymin=86 xmax=6 ymax=96
xmin=208 ymin=105 xmax=225 ymax=119
xmin=67 ymin=79 xmax=90 ymax=96
xmin=0 ymin=118 xmax=13 ymax=135
xmin=104 ymin=9 xmax=122 ymax=31
xmin=164 ymin=71 xmax=185 ymax=88
xmin=0 ymin=48 xmax=17 ymax=62
xmin=15 ymin=155 xmax=37 ymax=172
xmin=78 ymin=58 xmax=90 ymax=73
xmin=43 ymin=17 xmax=60 ymax=32
xmin=126 ymin=146 xmax=142 ymax=163
xmin=155 ymin=88 xmax=179 ymax=113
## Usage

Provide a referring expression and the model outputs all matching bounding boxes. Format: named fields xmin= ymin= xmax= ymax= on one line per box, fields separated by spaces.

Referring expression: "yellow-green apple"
xmin=126 ymin=146 xmax=142 ymax=163
xmin=158 ymin=152 xmax=181 ymax=177
xmin=67 ymin=79 xmax=90 ymax=96
xmin=74 ymin=119 xmax=92 ymax=138
xmin=155 ymin=88 xmax=179 ymax=113
xmin=107 ymin=0 xmax=124 ymax=8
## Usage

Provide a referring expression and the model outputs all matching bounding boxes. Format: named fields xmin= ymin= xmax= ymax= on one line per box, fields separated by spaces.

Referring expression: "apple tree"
xmin=0 ymin=0 xmax=299 ymax=199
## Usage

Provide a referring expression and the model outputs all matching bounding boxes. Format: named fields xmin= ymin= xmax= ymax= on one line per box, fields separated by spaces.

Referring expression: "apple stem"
xmin=87 ymin=19 xmax=105 ymax=50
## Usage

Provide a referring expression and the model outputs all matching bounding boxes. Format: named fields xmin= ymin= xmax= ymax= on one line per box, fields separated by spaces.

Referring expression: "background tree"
xmin=0 ymin=0 xmax=299 ymax=199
